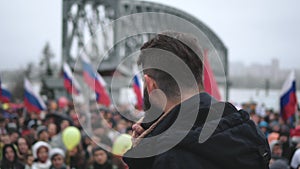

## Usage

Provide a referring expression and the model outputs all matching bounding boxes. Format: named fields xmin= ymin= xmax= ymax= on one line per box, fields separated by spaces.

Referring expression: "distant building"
xmin=230 ymin=58 xmax=299 ymax=89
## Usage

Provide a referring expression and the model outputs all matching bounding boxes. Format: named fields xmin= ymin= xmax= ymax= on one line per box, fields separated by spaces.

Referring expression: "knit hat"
xmin=32 ymin=141 xmax=51 ymax=159
xmin=269 ymin=140 xmax=281 ymax=153
xmin=49 ymin=148 xmax=65 ymax=160
xmin=259 ymin=121 xmax=268 ymax=128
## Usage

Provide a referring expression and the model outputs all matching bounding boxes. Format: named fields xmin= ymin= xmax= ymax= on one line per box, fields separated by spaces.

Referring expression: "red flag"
xmin=203 ymin=49 xmax=222 ymax=100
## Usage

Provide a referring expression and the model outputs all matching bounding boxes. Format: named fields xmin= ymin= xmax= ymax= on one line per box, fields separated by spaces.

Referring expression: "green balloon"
xmin=62 ymin=126 xmax=81 ymax=150
xmin=112 ymin=134 xmax=132 ymax=156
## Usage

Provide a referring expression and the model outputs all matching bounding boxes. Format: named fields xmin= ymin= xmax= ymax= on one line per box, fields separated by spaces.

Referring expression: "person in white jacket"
xmin=32 ymin=141 xmax=52 ymax=169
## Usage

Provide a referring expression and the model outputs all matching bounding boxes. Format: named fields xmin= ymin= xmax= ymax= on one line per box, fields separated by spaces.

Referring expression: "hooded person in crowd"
xmin=89 ymin=147 xmax=113 ymax=169
xmin=0 ymin=144 xmax=25 ymax=169
xmin=49 ymin=148 xmax=67 ymax=169
xmin=123 ymin=32 xmax=271 ymax=169
xmin=31 ymin=141 xmax=51 ymax=169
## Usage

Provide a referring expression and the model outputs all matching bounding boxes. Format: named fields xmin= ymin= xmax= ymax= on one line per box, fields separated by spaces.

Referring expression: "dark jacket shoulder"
xmin=123 ymin=93 xmax=270 ymax=169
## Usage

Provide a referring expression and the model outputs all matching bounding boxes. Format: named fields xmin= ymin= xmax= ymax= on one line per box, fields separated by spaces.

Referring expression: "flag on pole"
xmin=24 ymin=78 xmax=46 ymax=113
xmin=203 ymin=49 xmax=222 ymax=100
xmin=63 ymin=63 xmax=81 ymax=95
xmin=133 ymin=72 xmax=143 ymax=110
xmin=81 ymin=54 xmax=111 ymax=107
xmin=0 ymin=77 xmax=11 ymax=103
xmin=280 ymin=70 xmax=298 ymax=121
xmin=0 ymin=88 xmax=11 ymax=103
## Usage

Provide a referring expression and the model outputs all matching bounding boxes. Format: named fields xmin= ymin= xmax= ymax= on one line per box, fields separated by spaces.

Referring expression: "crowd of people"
xmin=1 ymin=96 xmax=300 ymax=169
xmin=0 ymin=97 xmax=138 ymax=169
xmin=244 ymin=103 xmax=300 ymax=169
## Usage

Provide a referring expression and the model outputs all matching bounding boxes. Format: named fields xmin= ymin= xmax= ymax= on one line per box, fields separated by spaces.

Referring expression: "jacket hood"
xmin=32 ymin=141 xmax=51 ymax=159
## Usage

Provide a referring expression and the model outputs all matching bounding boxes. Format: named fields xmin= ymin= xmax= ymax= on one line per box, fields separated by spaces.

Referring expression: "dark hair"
xmin=50 ymin=153 xmax=62 ymax=160
xmin=0 ymin=116 xmax=5 ymax=123
xmin=68 ymin=144 xmax=86 ymax=169
xmin=91 ymin=147 xmax=112 ymax=167
xmin=1 ymin=144 xmax=18 ymax=164
xmin=92 ymin=147 xmax=108 ymax=156
xmin=8 ymin=128 xmax=20 ymax=135
xmin=138 ymin=32 xmax=203 ymax=99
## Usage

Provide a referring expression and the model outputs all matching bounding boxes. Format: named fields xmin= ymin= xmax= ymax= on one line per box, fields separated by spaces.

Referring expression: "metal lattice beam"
xmin=62 ymin=0 xmax=229 ymax=100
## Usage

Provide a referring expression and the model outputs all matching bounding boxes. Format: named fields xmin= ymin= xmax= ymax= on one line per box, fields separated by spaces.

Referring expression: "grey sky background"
xmin=0 ymin=0 xmax=299 ymax=71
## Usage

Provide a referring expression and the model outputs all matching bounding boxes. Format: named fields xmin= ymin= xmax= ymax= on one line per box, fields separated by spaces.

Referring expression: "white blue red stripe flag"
xmin=133 ymin=70 xmax=143 ymax=110
xmin=81 ymin=54 xmax=111 ymax=107
xmin=0 ymin=77 xmax=11 ymax=103
xmin=24 ymin=78 xmax=46 ymax=113
xmin=280 ymin=70 xmax=298 ymax=121
xmin=63 ymin=62 xmax=81 ymax=95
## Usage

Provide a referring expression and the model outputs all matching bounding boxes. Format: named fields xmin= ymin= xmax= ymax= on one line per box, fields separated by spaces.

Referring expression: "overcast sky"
xmin=0 ymin=0 xmax=299 ymax=71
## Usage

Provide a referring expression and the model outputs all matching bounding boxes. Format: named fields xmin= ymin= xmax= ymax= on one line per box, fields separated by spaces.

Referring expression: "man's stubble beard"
xmin=142 ymin=88 xmax=164 ymax=129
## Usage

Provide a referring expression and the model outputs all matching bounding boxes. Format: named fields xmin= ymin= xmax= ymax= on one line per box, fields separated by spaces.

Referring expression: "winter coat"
xmin=31 ymin=160 xmax=51 ymax=169
xmin=88 ymin=162 xmax=115 ymax=169
xmin=0 ymin=161 xmax=25 ymax=169
xmin=123 ymin=92 xmax=271 ymax=169
xmin=49 ymin=164 xmax=68 ymax=169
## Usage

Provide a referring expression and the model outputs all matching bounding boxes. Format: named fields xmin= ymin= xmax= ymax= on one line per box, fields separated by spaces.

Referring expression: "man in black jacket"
xmin=123 ymin=32 xmax=271 ymax=169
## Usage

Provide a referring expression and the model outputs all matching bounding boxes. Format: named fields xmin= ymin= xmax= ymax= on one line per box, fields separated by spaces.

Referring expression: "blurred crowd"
xmin=0 ymin=97 xmax=139 ymax=169
xmin=244 ymin=102 xmax=300 ymax=169
xmin=2 ymin=97 xmax=300 ymax=169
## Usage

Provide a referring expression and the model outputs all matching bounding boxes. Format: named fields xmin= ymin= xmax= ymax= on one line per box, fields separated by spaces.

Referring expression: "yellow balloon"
xmin=2 ymin=103 xmax=9 ymax=110
xmin=62 ymin=126 xmax=81 ymax=150
xmin=112 ymin=134 xmax=132 ymax=156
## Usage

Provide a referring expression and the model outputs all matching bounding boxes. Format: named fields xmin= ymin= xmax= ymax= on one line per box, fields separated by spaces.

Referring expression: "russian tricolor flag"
xmin=81 ymin=55 xmax=111 ymax=107
xmin=280 ymin=71 xmax=298 ymax=121
xmin=133 ymin=73 xmax=143 ymax=110
xmin=24 ymin=78 xmax=46 ymax=113
xmin=63 ymin=63 xmax=81 ymax=95
xmin=0 ymin=78 xmax=11 ymax=103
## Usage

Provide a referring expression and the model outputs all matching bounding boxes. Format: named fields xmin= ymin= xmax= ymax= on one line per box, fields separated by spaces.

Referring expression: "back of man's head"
xmin=138 ymin=31 xmax=204 ymax=100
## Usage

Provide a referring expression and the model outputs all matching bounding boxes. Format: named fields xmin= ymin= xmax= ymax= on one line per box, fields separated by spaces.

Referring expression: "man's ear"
xmin=144 ymin=74 xmax=157 ymax=93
